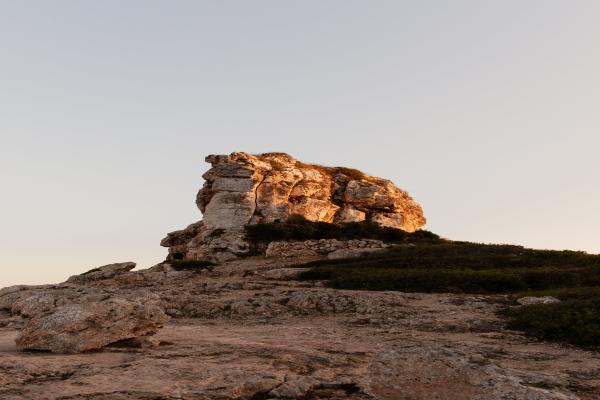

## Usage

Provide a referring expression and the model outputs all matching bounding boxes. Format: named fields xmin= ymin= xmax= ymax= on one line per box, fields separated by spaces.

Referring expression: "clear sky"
xmin=1 ymin=1 xmax=599 ymax=287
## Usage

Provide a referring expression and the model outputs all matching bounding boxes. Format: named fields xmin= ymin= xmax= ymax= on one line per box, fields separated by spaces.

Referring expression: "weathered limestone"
xmin=15 ymin=297 xmax=168 ymax=353
xmin=162 ymin=152 xmax=426 ymax=261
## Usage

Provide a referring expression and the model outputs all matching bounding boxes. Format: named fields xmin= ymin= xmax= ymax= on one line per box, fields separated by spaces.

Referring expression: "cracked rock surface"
xmin=1 ymin=256 xmax=600 ymax=399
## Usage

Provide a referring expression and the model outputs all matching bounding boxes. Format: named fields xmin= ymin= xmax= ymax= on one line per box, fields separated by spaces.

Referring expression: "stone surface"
xmin=66 ymin=262 xmax=136 ymax=284
xmin=15 ymin=296 xmax=168 ymax=353
xmin=161 ymin=152 xmax=425 ymax=261
xmin=1 ymin=254 xmax=598 ymax=399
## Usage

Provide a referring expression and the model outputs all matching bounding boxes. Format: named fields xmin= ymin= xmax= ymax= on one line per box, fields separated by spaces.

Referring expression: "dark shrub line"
xmin=169 ymin=260 xmax=216 ymax=271
xmin=244 ymin=215 xmax=441 ymax=244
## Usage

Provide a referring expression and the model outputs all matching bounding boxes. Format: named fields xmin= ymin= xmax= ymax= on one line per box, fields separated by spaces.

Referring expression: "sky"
xmin=1 ymin=1 xmax=599 ymax=287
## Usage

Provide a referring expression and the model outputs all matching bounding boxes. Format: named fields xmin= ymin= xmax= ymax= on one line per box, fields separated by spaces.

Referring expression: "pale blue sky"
xmin=1 ymin=1 xmax=599 ymax=286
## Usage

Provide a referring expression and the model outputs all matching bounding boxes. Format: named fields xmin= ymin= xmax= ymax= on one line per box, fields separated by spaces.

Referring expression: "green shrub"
xmin=507 ymin=299 xmax=600 ymax=348
xmin=169 ymin=260 xmax=216 ymax=271
xmin=244 ymin=215 xmax=441 ymax=244
xmin=295 ymin=243 xmax=600 ymax=271
xmin=301 ymin=268 xmax=527 ymax=293
xmin=295 ymin=243 xmax=600 ymax=294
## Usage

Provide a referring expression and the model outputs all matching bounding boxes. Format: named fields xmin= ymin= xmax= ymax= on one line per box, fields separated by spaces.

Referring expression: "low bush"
xmin=507 ymin=299 xmax=600 ymax=348
xmin=244 ymin=215 xmax=441 ymax=244
xmin=302 ymin=268 xmax=527 ymax=293
xmin=169 ymin=260 xmax=216 ymax=271
xmin=295 ymin=243 xmax=600 ymax=294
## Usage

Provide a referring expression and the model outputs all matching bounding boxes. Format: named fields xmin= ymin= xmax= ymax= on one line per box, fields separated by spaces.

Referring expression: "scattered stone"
xmin=327 ymin=248 xmax=383 ymax=260
xmin=517 ymin=296 xmax=561 ymax=306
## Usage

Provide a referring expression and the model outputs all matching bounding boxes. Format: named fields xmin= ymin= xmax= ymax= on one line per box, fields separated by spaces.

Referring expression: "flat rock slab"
xmin=1 ymin=256 xmax=599 ymax=399
xmin=1 ymin=317 xmax=598 ymax=400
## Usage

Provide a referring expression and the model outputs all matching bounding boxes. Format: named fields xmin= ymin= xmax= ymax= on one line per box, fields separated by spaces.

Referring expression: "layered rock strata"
xmin=162 ymin=152 xmax=425 ymax=261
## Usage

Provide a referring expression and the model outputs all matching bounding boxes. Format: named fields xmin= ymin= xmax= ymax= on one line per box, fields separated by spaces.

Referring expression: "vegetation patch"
xmin=294 ymin=242 xmax=600 ymax=348
xmin=506 ymin=298 xmax=600 ymax=348
xmin=244 ymin=215 xmax=441 ymax=244
xmin=169 ymin=260 xmax=216 ymax=271
xmin=295 ymin=243 xmax=600 ymax=293
xmin=503 ymin=286 xmax=600 ymax=348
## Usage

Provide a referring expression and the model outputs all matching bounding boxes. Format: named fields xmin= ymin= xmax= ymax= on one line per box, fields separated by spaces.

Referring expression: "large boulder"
xmin=15 ymin=297 xmax=168 ymax=353
xmin=162 ymin=152 xmax=426 ymax=261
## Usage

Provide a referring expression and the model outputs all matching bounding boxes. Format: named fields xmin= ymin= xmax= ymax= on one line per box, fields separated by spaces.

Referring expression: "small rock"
xmin=517 ymin=296 xmax=561 ymax=306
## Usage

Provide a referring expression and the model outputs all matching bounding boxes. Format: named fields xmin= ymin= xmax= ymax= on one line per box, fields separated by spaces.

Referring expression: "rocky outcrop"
xmin=15 ymin=297 xmax=168 ymax=353
xmin=162 ymin=152 xmax=425 ymax=261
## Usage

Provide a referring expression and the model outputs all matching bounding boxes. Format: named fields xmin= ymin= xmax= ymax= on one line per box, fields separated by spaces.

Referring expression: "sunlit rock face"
xmin=161 ymin=152 xmax=426 ymax=261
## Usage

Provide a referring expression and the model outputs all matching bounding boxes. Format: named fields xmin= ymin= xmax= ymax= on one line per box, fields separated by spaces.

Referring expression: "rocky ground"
xmin=1 ymin=256 xmax=600 ymax=400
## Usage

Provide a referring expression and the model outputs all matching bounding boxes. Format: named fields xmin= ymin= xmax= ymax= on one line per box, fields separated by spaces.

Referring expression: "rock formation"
xmin=162 ymin=152 xmax=426 ymax=261
xmin=3 ymin=153 xmax=600 ymax=399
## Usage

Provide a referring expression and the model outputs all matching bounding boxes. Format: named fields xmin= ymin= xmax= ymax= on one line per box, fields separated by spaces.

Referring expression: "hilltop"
xmin=1 ymin=153 xmax=599 ymax=400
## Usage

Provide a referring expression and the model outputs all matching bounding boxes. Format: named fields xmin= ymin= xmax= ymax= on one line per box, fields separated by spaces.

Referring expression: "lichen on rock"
xmin=162 ymin=152 xmax=426 ymax=261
